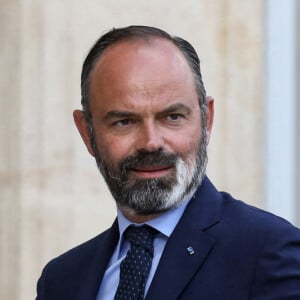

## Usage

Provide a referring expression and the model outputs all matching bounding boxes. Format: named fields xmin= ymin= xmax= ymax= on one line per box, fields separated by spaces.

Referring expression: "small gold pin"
xmin=187 ymin=246 xmax=195 ymax=255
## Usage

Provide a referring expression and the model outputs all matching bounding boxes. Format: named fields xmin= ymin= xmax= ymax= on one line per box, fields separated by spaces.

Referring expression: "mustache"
xmin=119 ymin=150 xmax=178 ymax=171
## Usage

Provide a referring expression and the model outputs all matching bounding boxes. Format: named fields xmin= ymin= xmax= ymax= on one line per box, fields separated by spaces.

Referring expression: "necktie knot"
xmin=125 ymin=225 xmax=157 ymax=254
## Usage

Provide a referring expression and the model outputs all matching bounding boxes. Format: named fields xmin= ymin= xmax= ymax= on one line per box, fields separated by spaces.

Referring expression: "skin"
xmin=74 ymin=38 xmax=214 ymax=223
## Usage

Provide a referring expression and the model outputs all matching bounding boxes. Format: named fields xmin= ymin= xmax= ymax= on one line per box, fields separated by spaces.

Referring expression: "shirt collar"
xmin=117 ymin=190 xmax=194 ymax=239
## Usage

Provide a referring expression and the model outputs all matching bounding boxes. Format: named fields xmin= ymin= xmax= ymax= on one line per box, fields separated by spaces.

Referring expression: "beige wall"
xmin=0 ymin=1 xmax=263 ymax=299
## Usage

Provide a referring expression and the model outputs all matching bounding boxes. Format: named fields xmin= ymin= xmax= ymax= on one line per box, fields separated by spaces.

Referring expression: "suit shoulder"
xmin=43 ymin=226 xmax=114 ymax=273
xmin=36 ymin=224 xmax=119 ymax=299
xmin=219 ymin=191 xmax=300 ymax=239
xmin=218 ymin=194 xmax=300 ymax=297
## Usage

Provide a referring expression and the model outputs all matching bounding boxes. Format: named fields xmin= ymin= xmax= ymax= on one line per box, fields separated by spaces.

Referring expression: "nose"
xmin=136 ymin=121 xmax=164 ymax=152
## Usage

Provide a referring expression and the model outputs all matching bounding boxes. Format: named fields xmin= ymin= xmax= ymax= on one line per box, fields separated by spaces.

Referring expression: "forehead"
xmin=92 ymin=38 xmax=194 ymax=82
xmin=95 ymin=37 xmax=190 ymax=70
xmin=88 ymin=38 xmax=198 ymax=109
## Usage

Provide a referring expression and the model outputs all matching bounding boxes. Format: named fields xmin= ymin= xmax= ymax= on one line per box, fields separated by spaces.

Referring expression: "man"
xmin=36 ymin=26 xmax=300 ymax=299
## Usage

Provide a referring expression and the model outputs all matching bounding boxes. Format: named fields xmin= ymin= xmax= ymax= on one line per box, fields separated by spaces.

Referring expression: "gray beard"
xmin=92 ymin=131 xmax=207 ymax=215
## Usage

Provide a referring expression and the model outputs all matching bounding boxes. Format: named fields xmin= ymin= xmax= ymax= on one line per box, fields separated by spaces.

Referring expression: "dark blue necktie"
xmin=114 ymin=225 xmax=157 ymax=300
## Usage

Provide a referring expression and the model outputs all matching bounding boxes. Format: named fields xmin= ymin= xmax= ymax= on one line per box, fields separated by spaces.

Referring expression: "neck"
xmin=119 ymin=207 xmax=163 ymax=223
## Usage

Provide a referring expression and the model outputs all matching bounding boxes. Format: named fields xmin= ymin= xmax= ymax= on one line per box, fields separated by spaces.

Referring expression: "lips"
xmin=131 ymin=165 xmax=172 ymax=179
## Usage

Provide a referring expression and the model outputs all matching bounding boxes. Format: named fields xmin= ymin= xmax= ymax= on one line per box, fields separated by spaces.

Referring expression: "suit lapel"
xmin=146 ymin=177 xmax=222 ymax=299
xmin=75 ymin=220 xmax=119 ymax=300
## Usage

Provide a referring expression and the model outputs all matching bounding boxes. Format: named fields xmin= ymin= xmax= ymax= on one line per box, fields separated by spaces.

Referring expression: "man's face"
xmin=75 ymin=39 xmax=213 ymax=218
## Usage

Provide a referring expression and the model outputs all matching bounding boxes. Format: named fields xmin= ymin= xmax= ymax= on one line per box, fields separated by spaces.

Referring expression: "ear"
xmin=205 ymin=96 xmax=214 ymax=144
xmin=73 ymin=110 xmax=95 ymax=156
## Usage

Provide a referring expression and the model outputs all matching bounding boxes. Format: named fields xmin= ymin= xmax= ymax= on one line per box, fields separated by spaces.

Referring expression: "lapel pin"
xmin=186 ymin=246 xmax=195 ymax=255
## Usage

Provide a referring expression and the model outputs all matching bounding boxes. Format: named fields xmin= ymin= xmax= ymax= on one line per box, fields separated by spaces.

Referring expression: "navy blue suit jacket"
xmin=36 ymin=177 xmax=300 ymax=299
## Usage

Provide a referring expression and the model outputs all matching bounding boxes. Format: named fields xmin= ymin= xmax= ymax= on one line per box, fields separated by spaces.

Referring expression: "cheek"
xmin=95 ymin=135 xmax=134 ymax=164
xmin=168 ymin=128 xmax=202 ymax=158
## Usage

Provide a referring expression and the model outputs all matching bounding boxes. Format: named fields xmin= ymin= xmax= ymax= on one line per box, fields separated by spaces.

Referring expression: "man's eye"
xmin=167 ymin=114 xmax=184 ymax=121
xmin=114 ymin=119 xmax=132 ymax=126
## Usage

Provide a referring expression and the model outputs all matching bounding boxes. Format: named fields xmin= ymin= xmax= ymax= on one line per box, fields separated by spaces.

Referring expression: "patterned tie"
xmin=114 ymin=225 xmax=157 ymax=300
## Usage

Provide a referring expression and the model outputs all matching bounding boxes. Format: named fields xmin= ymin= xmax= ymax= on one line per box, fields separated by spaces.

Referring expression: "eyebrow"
xmin=159 ymin=103 xmax=192 ymax=115
xmin=103 ymin=111 xmax=137 ymax=121
xmin=103 ymin=102 xmax=192 ymax=121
